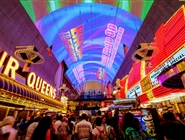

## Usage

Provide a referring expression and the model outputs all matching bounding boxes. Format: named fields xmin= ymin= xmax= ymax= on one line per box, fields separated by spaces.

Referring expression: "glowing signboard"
xmin=101 ymin=23 xmax=124 ymax=68
xmin=0 ymin=51 xmax=19 ymax=79
xmin=35 ymin=3 xmax=142 ymax=87
xmin=0 ymin=51 xmax=56 ymax=99
xmin=60 ymin=25 xmax=84 ymax=61
xmin=150 ymin=46 xmax=185 ymax=87
xmin=72 ymin=64 xmax=85 ymax=84
xmin=140 ymin=76 xmax=152 ymax=92
xmin=126 ymin=83 xmax=142 ymax=98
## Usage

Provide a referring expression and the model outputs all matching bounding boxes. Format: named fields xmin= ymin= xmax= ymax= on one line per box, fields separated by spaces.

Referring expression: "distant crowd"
xmin=0 ymin=110 xmax=185 ymax=140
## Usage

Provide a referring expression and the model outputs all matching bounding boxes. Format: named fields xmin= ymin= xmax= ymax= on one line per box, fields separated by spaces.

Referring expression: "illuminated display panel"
xmin=20 ymin=0 xmax=153 ymax=22
xmin=34 ymin=3 xmax=142 ymax=87
xmin=66 ymin=62 xmax=113 ymax=87
xmin=96 ymin=68 xmax=107 ymax=81
xmin=149 ymin=47 xmax=185 ymax=87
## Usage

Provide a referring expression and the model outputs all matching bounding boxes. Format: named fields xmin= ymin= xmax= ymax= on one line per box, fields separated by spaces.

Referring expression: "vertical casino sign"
xmin=59 ymin=25 xmax=84 ymax=61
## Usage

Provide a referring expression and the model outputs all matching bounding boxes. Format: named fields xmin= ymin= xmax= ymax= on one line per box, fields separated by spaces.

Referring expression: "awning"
xmin=0 ymin=73 xmax=66 ymax=110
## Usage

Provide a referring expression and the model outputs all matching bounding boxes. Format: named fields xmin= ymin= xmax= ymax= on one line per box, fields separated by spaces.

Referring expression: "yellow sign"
xmin=146 ymin=91 xmax=155 ymax=101
xmin=69 ymin=106 xmax=76 ymax=110
xmin=0 ymin=51 xmax=19 ymax=79
xmin=68 ymin=101 xmax=79 ymax=106
xmin=141 ymin=76 xmax=152 ymax=92
xmin=27 ymin=72 xmax=56 ymax=99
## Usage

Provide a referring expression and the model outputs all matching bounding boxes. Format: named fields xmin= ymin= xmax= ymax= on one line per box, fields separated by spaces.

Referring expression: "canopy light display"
xmin=96 ymin=68 xmax=107 ymax=81
xmin=101 ymin=23 xmax=125 ymax=68
xmin=72 ymin=64 xmax=85 ymax=84
xmin=59 ymin=25 xmax=84 ymax=61
xmin=20 ymin=0 xmax=153 ymax=23
xmin=34 ymin=3 xmax=142 ymax=87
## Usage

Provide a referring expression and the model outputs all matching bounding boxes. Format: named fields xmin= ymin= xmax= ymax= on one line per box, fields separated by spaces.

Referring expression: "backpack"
xmin=106 ymin=126 xmax=115 ymax=140
xmin=124 ymin=127 xmax=142 ymax=140
xmin=0 ymin=127 xmax=10 ymax=140
xmin=96 ymin=127 xmax=109 ymax=140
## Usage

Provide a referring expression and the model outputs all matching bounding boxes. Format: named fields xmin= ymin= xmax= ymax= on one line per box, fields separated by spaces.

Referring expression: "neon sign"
xmin=101 ymin=23 xmax=124 ymax=68
xmin=72 ymin=64 xmax=85 ymax=84
xmin=0 ymin=51 xmax=56 ymax=99
xmin=0 ymin=51 xmax=19 ymax=79
xmin=150 ymin=46 xmax=185 ymax=87
xmin=60 ymin=25 xmax=84 ymax=61
xmin=96 ymin=68 xmax=106 ymax=81
xmin=27 ymin=72 xmax=56 ymax=99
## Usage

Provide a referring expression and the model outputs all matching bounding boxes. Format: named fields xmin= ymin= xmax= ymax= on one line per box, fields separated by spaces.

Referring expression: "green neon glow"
xmin=82 ymin=0 xmax=95 ymax=3
xmin=141 ymin=0 xmax=154 ymax=21
xmin=20 ymin=0 xmax=36 ymax=22
xmin=48 ymin=0 xmax=56 ymax=12
xmin=117 ymin=0 xmax=131 ymax=13
xmin=54 ymin=0 xmax=60 ymax=10
xmin=21 ymin=0 xmax=153 ymax=23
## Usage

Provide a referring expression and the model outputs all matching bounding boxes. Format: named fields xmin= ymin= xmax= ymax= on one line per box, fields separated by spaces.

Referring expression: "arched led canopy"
xmin=66 ymin=62 xmax=114 ymax=87
xmin=35 ymin=3 xmax=142 ymax=87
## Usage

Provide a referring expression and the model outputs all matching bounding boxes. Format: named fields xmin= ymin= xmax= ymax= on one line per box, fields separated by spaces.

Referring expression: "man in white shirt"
xmin=75 ymin=114 xmax=92 ymax=140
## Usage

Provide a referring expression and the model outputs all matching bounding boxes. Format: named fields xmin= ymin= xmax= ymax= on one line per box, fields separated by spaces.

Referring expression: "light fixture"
xmin=14 ymin=46 xmax=44 ymax=72
xmin=132 ymin=43 xmax=159 ymax=68
xmin=58 ymin=84 xmax=70 ymax=92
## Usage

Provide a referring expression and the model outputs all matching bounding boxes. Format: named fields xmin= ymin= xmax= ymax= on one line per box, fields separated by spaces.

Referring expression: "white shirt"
xmin=1 ymin=125 xmax=18 ymax=140
xmin=71 ymin=121 xmax=75 ymax=126
xmin=25 ymin=122 xmax=39 ymax=140
xmin=75 ymin=120 xmax=92 ymax=139
xmin=54 ymin=120 xmax=61 ymax=131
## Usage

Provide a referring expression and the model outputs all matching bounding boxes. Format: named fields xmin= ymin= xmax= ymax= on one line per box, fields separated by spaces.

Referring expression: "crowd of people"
xmin=0 ymin=110 xmax=185 ymax=140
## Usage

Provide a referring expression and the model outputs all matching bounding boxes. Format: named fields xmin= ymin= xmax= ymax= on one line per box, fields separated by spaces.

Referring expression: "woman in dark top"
xmin=122 ymin=112 xmax=143 ymax=140
xmin=31 ymin=116 xmax=52 ymax=140
xmin=133 ymin=118 xmax=151 ymax=140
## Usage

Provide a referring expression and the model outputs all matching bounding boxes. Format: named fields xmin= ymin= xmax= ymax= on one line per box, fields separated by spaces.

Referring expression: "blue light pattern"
xmin=35 ymin=3 xmax=142 ymax=87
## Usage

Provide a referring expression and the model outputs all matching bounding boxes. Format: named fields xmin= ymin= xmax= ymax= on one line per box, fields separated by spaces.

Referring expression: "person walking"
xmin=122 ymin=112 xmax=143 ymax=140
xmin=92 ymin=117 xmax=105 ymax=140
xmin=57 ymin=117 xmax=69 ymax=140
xmin=75 ymin=114 xmax=92 ymax=140
xmin=0 ymin=116 xmax=18 ymax=140
xmin=31 ymin=116 xmax=52 ymax=140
